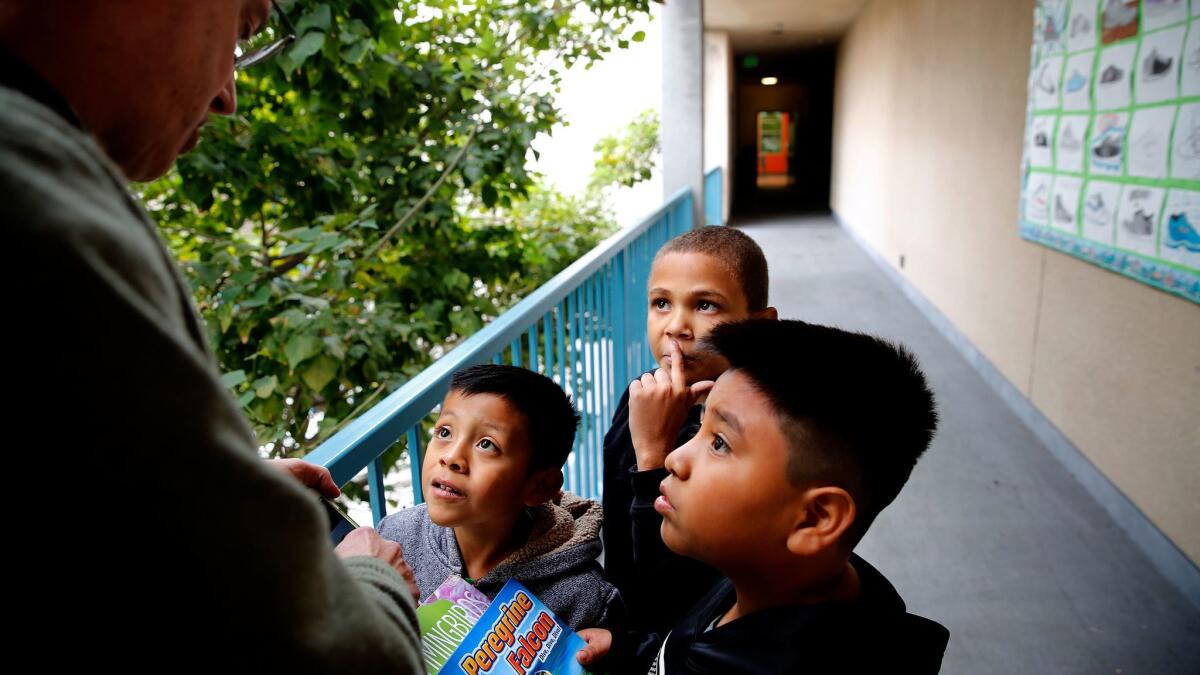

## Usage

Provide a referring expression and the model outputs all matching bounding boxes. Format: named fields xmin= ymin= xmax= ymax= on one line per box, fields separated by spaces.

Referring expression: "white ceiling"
xmin=704 ymin=0 xmax=872 ymax=50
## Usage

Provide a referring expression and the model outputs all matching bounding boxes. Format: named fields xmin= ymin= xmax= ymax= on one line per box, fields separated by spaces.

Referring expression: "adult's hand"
xmin=628 ymin=339 xmax=714 ymax=471
xmin=269 ymin=458 xmax=341 ymax=499
xmin=336 ymin=528 xmax=421 ymax=602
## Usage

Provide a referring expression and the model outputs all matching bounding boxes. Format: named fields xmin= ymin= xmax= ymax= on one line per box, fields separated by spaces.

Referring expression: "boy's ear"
xmin=786 ymin=486 xmax=856 ymax=557
xmin=523 ymin=467 xmax=564 ymax=506
xmin=753 ymin=306 xmax=779 ymax=321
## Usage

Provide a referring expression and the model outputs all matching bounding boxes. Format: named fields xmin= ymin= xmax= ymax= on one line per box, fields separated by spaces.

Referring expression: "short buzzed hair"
xmin=704 ymin=319 xmax=938 ymax=546
xmin=449 ymin=364 xmax=580 ymax=471
xmin=655 ymin=227 xmax=769 ymax=311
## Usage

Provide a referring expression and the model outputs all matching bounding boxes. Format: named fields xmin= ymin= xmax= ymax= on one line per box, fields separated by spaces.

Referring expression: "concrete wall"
xmin=831 ymin=0 xmax=1200 ymax=563
xmin=704 ymin=30 xmax=734 ymax=223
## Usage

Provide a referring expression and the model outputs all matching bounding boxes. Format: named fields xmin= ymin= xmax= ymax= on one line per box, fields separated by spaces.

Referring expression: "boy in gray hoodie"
xmin=378 ymin=364 xmax=622 ymax=630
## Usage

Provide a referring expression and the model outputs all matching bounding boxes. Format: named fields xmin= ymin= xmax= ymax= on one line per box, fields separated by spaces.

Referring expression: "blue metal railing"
xmin=305 ymin=188 xmax=698 ymax=524
xmin=703 ymin=167 xmax=722 ymax=226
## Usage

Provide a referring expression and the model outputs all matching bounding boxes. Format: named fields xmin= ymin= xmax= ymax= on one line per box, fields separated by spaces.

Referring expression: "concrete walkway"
xmin=735 ymin=213 xmax=1200 ymax=674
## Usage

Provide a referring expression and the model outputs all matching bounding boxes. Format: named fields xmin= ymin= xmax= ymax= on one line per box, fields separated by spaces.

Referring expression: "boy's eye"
xmin=435 ymin=426 xmax=451 ymax=439
xmin=477 ymin=438 xmax=498 ymax=451
xmin=697 ymin=300 xmax=718 ymax=312
xmin=710 ymin=434 xmax=729 ymax=454
xmin=652 ymin=298 xmax=669 ymax=310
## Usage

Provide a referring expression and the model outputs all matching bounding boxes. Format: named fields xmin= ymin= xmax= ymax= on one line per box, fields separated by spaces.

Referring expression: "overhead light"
xmin=761 ymin=76 xmax=778 ymax=86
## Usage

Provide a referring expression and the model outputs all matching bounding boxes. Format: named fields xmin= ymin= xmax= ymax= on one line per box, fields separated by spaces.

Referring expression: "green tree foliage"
xmin=588 ymin=108 xmax=660 ymax=192
xmin=140 ymin=0 xmax=655 ymax=470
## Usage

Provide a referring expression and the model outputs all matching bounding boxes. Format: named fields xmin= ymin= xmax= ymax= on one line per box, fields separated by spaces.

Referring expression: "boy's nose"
xmin=665 ymin=312 xmax=692 ymax=339
xmin=664 ymin=439 xmax=693 ymax=478
xmin=439 ymin=443 xmax=468 ymax=471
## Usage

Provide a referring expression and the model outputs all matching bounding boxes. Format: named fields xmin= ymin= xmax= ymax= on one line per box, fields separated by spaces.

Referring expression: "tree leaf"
xmin=219 ymin=370 xmax=247 ymax=388
xmin=289 ymin=31 xmax=326 ymax=67
xmin=284 ymin=333 xmax=323 ymax=370
xmin=302 ymin=355 xmax=338 ymax=392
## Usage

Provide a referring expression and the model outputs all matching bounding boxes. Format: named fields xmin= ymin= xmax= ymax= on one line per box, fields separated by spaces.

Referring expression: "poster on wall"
xmin=1020 ymin=0 xmax=1200 ymax=304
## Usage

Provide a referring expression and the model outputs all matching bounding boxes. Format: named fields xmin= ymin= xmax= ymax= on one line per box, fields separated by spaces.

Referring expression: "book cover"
xmin=417 ymin=575 xmax=493 ymax=674
xmin=439 ymin=578 xmax=591 ymax=675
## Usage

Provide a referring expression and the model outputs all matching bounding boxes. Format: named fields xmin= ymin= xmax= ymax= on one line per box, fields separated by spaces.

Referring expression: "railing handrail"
xmin=306 ymin=186 xmax=693 ymax=486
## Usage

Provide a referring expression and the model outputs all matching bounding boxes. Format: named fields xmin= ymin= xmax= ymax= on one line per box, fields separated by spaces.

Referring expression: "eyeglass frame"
xmin=234 ymin=0 xmax=297 ymax=71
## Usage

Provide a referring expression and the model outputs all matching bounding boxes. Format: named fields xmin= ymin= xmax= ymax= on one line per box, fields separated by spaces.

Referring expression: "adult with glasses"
xmin=1 ymin=2 xmax=424 ymax=670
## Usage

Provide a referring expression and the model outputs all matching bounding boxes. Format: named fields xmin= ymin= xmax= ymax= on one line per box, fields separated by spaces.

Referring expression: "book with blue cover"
xmin=438 ymin=578 xmax=591 ymax=675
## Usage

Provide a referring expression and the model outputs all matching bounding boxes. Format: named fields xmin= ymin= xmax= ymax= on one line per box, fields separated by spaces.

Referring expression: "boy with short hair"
xmin=603 ymin=226 xmax=777 ymax=633
xmin=582 ymin=319 xmax=949 ymax=673
xmin=378 ymin=364 xmax=622 ymax=630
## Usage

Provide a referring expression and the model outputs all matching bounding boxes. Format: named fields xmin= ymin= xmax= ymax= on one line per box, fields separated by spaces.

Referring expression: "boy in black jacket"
xmin=581 ymin=319 xmax=949 ymax=674
xmin=602 ymin=226 xmax=777 ymax=634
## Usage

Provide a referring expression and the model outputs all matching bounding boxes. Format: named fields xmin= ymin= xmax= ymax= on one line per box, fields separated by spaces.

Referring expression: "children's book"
xmin=417 ymin=575 xmax=492 ymax=673
xmin=431 ymin=578 xmax=592 ymax=675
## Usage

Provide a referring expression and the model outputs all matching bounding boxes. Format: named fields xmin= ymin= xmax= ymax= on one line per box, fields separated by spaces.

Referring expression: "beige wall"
xmin=831 ymin=0 xmax=1200 ymax=562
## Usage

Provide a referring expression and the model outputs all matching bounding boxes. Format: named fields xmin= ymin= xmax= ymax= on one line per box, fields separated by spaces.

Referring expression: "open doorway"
xmin=757 ymin=110 xmax=795 ymax=188
xmin=732 ymin=47 xmax=836 ymax=218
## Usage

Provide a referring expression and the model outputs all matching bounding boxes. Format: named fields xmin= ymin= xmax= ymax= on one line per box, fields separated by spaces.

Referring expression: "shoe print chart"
xmin=1021 ymin=0 xmax=1200 ymax=305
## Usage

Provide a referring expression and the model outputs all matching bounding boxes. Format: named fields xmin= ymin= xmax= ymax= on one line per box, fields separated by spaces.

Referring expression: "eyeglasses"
xmin=235 ymin=0 xmax=297 ymax=70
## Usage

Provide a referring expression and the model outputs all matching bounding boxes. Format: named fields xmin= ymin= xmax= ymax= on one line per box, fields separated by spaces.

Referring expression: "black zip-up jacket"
xmin=604 ymin=554 xmax=950 ymax=674
xmin=602 ymin=387 xmax=723 ymax=634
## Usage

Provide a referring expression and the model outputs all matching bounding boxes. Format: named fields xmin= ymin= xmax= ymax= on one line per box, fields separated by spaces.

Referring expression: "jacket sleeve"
xmin=4 ymin=101 xmax=425 ymax=672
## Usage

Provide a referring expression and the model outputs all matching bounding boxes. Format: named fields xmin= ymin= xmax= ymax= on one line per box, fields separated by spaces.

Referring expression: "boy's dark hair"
xmin=655 ymin=226 xmax=769 ymax=312
xmin=449 ymin=364 xmax=580 ymax=471
xmin=704 ymin=319 xmax=938 ymax=546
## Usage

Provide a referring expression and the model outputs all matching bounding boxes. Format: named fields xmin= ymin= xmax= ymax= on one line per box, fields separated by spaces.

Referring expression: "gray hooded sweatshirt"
xmin=378 ymin=491 xmax=623 ymax=630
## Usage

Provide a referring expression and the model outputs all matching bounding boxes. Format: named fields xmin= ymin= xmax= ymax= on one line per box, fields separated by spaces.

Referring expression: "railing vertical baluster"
xmin=510 ymin=338 xmax=522 ymax=368
xmin=613 ymin=251 xmax=628 ymax=419
xmin=542 ymin=312 xmax=553 ymax=379
xmin=527 ymin=323 xmax=539 ymax=373
xmin=564 ymin=290 xmax=578 ymax=495
xmin=575 ymin=284 xmax=591 ymax=498
xmin=556 ymin=302 xmax=568 ymax=392
xmin=407 ymin=425 xmax=424 ymax=505
xmin=590 ymin=273 xmax=603 ymax=498
xmin=368 ymin=456 xmax=387 ymax=526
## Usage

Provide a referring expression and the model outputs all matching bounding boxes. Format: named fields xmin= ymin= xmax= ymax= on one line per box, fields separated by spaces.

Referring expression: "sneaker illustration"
xmin=1065 ymin=70 xmax=1088 ymax=93
xmin=1055 ymin=195 xmax=1075 ymax=224
xmin=1165 ymin=212 xmax=1200 ymax=252
xmin=1085 ymin=193 xmax=1109 ymax=225
xmin=1177 ymin=120 xmax=1200 ymax=160
xmin=1122 ymin=209 xmax=1155 ymax=236
xmin=1070 ymin=13 xmax=1093 ymax=38
xmin=1100 ymin=64 xmax=1124 ymax=84
xmin=1093 ymin=131 xmax=1123 ymax=159
xmin=1143 ymin=49 xmax=1173 ymax=81
xmin=1104 ymin=0 xmax=1138 ymax=29
xmin=1060 ymin=125 xmax=1082 ymax=151
xmin=1036 ymin=64 xmax=1057 ymax=94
